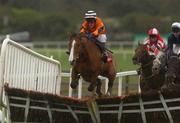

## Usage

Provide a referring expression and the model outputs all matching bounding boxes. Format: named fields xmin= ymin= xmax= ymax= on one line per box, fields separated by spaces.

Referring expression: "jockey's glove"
xmin=150 ymin=45 xmax=156 ymax=51
xmin=87 ymin=33 xmax=93 ymax=39
xmin=156 ymin=43 xmax=161 ymax=50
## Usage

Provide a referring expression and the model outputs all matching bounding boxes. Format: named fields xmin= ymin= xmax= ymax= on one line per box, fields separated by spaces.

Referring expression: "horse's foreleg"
xmin=88 ymin=82 xmax=96 ymax=92
xmin=96 ymin=78 xmax=103 ymax=97
xmin=88 ymin=77 xmax=97 ymax=92
xmin=106 ymin=78 xmax=115 ymax=96
xmin=70 ymin=68 xmax=80 ymax=89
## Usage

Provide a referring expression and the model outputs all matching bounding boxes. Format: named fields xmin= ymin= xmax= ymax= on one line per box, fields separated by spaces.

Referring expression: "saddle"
xmin=88 ymin=37 xmax=113 ymax=63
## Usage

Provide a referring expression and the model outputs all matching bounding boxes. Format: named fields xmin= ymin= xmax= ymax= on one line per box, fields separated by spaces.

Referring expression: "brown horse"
xmin=68 ymin=33 xmax=116 ymax=96
xmin=162 ymin=55 xmax=180 ymax=89
xmin=152 ymin=49 xmax=168 ymax=75
xmin=132 ymin=43 xmax=165 ymax=93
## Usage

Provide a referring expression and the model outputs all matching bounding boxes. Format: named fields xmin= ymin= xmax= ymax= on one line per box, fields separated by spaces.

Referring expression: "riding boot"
xmin=95 ymin=42 xmax=108 ymax=63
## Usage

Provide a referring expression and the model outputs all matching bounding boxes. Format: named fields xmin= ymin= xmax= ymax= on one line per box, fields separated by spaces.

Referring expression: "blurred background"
xmin=0 ymin=0 xmax=180 ymax=72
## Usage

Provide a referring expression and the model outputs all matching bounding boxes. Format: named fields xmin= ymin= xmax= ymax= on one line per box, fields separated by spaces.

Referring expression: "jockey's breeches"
xmin=97 ymin=34 xmax=107 ymax=43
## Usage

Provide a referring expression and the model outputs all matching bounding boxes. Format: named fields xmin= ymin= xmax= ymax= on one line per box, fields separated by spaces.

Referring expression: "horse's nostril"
xmin=132 ymin=57 xmax=138 ymax=64
xmin=132 ymin=57 xmax=137 ymax=61
xmin=70 ymin=60 xmax=75 ymax=65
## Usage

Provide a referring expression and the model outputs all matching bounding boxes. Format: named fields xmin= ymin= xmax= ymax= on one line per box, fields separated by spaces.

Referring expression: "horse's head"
xmin=165 ymin=55 xmax=180 ymax=84
xmin=152 ymin=49 xmax=167 ymax=74
xmin=132 ymin=43 xmax=150 ymax=65
xmin=68 ymin=33 xmax=87 ymax=65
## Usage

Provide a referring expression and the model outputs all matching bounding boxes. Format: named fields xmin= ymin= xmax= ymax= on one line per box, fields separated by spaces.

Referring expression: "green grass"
xmin=34 ymin=48 xmax=138 ymax=72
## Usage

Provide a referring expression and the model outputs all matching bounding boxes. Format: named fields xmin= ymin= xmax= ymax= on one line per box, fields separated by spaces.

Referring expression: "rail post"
xmin=125 ymin=76 xmax=129 ymax=95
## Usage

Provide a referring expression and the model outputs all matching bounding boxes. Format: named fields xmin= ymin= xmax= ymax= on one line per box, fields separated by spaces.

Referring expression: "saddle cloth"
xmin=107 ymin=53 xmax=113 ymax=63
xmin=173 ymin=44 xmax=180 ymax=55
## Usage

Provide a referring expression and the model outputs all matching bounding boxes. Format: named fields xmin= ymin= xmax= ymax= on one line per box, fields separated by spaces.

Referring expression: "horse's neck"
xmin=86 ymin=41 xmax=101 ymax=61
xmin=141 ymin=55 xmax=153 ymax=66
xmin=168 ymin=58 xmax=180 ymax=83
xmin=83 ymin=41 xmax=101 ymax=63
xmin=141 ymin=56 xmax=153 ymax=76
xmin=168 ymin=56 xmax=180 ymax=75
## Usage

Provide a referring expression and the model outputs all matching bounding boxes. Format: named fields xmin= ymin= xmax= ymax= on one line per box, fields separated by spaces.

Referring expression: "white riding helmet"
xmin=84 ymin=10 xmax=97 ymax=19
xmin=172 ymin=22 xmax=180 ymax=29
xmin=171 ymin=22 xmax=180 ymax=32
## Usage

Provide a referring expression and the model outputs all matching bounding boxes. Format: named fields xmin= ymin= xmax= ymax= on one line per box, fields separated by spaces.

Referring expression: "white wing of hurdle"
xmin=0 ymin=36 xmax=61 ymax=105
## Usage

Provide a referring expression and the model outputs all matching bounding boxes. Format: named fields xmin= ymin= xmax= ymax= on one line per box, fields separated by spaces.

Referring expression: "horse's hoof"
xmin=96 ymin=91 xmax=103 ymax=97
xmin=88 ymin=86 xmax=94 ymax=92
xmin=70 ymin=82 xmax=78 ymax=89
xmin=92 ymin=92 xmax=98 ymax=97
xmin=88 ymin=85 xmax=94 ymax=92
xmin=105 ymin=92 xmax=111 ymax=96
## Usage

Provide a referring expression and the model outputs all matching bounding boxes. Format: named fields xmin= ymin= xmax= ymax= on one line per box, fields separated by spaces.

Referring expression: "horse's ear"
xmin=79 ymin=32 xmax=87 ymax=37
xmin=138 ymin=41 xmax=140 ymax=46
xmin=138 ymin=41 xmax=141 ymax=46
xmin=68 ymin=32 xmax=77 ymax=38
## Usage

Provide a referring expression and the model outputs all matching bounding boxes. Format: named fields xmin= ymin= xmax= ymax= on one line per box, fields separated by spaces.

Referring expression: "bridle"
xmin=72 ymin=39 xmax=87 ymax=64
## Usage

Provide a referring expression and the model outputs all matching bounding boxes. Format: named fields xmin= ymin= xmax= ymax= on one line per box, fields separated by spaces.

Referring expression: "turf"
xmin=34 ymin=48 xmax=138 ymax=72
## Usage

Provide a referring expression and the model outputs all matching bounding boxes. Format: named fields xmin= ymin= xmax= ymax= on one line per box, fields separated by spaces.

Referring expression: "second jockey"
xmin=80 ymin=10 xmax=108 ymax=62
xmin=167 ymin=22 xmax=180 ymax=56
xmin=144 ymin=28 xmax=165 ymax=56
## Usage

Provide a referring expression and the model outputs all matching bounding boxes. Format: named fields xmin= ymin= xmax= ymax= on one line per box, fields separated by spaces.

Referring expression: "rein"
xmin=142 ymin=73 xmax=154 ymax=80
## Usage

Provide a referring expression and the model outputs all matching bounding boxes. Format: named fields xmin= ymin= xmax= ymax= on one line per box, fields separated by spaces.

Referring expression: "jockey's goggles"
xmin=86 ymin=18 xmax=96 ymax=23
xmin=172 ymin=27 xmax=180 ymax=33
xmin=149 ymin=35 xmax=157 ymax=38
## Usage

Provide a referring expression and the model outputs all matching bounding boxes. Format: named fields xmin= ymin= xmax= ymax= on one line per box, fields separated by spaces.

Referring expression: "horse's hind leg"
xmin=96 ymin=78 xmax=103 ymax=97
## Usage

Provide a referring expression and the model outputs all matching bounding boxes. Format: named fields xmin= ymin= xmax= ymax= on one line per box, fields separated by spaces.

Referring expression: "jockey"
xmin=80 ymin=10 xmax=108 ymax=62
xmin=167 ymin=22 xmax=180 ymax=55
xmin=143 ymin=28 xmax=165 ymax=56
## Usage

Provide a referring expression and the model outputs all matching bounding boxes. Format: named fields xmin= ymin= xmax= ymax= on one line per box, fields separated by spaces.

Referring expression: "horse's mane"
xmin=69 ymin=32 xmax=88 ymax=41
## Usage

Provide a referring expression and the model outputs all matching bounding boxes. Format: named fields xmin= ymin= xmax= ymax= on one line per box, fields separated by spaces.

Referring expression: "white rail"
xmin=61 ymin=70 xmax=138 ymax=98
xmin=0 ymin=36 xmax=61 ymax=105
